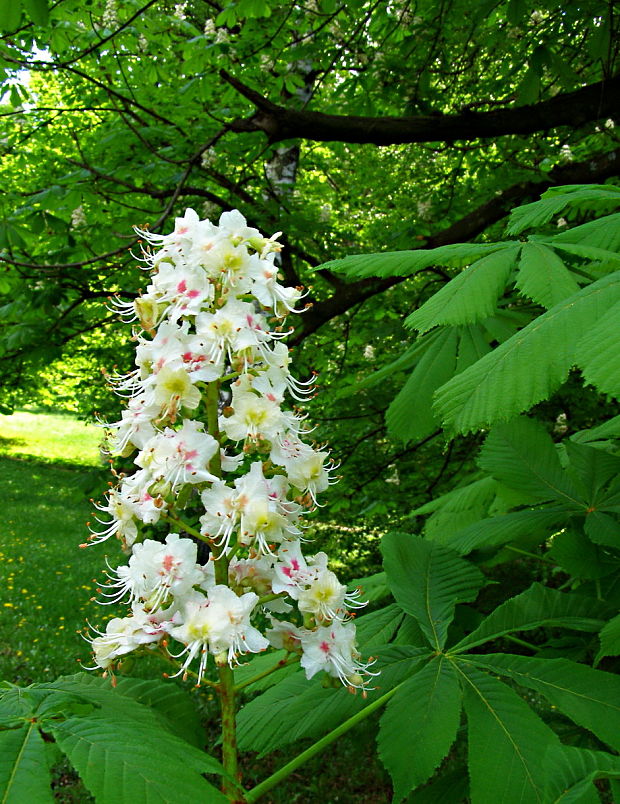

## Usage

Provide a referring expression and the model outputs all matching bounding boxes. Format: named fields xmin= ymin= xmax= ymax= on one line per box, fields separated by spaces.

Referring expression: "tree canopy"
xmin=0 ymin=0 xmax=617 ymax=522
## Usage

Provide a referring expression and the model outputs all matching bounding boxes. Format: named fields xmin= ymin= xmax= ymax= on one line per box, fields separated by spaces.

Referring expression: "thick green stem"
xmin=204 ymin=378 xmax=241 ymax=800
xmin=218 ymin=662 xmax=244 ymax=802
xmin=244 ymin=684 xmax=403 ymax=803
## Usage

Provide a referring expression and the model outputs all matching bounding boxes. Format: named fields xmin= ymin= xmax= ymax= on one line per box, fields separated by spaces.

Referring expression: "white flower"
xmin=100 ymin=534 xmax=205 ymax=609
xmin=136 ymin=420 xmax=219 ymax=489
xmin=299 ymin=620 xmax=377 ymax=689
xmin=168 ymin=585 xmax=269 ymax=681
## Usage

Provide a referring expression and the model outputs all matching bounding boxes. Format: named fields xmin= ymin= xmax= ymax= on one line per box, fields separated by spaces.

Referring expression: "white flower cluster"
xmin=88 ymin=209 xmax=375 ymax=691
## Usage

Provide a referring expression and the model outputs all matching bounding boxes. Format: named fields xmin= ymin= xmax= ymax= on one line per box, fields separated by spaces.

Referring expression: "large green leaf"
xmin=316 ymin=242 xmax=511 ymax=279
xmin=0 ymin=676 xmax=227 ymax=803
xmin=571 ymin=414 xmax=620 ymax=444
xmin=478 ymin=418 xmax=584 ymax=506
xmin=435 ymin=270 xmax=620 ymax=434
xmin=516 ymin=242 xmax=580 ymax=308
xmin=70 ymin=674 xmax=205 ymax=748
xmin=444 ymin=508 xmax=567 ymax=555
xmin=475 ymin=654 xmax=620 ymax=751
xmin=341 ymin=334 xmax=434 ymax=394
xmin=0 ymin=725 xmax=53 ymax=804
xmin=451 ymin=582 xmax=613 ymax=653
xmin=552 ymin=212 xmax=620 ymax=253
xmin=378 ymin=656 xmax=462 ymax=799
xmin=354 ymin=603 xmax=405 ymax=648
xmin=405 ymin=246 xmax=520 ymax=333
xmin=506 ymin=189 xmax=620 ymax=236
xmin=564 ymin=440 xmax=620 ymax=504
xmin=386 ymin=327 xmax=458 ymax=442
xmin=548 ymin=528 xmax=619 ymax=580
xmin=381 ymin=532 xmax=485 ymax=650
xmin=543 ymin=745 xmax=620 ymax=804
xmin=458 ymin=661 xmax=558 ymax=804
xmin=233 ymin=650 xmax=299 ymax=693
xmin=575 ymin=299 xmax=620 ymax=396
xmin=50 ymin=717 xmax=227 ymax=804
xmin=411 ymin=476 xmax=497 ymax=516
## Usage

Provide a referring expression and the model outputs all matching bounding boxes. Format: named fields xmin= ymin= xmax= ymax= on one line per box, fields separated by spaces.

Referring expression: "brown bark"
xmin=221 ymin=70 xmax=619 ymax=146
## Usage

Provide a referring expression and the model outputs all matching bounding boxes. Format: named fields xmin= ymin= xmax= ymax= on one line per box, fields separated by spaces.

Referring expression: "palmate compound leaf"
xmin=516 ymin=242 xmax=580 ymax=308
xmin=405 ymin=246 xmax=521 ymax=333
xmin=575 ymin=299 xmax=620 ymax=397
xmin=473 ymin=654 xmax=620 ymax=752
xmin=0 ymin=724 xmax=54 ymax=804
xmin=543 ymin=745 xmax=620 ymax=804
xmin=506 ymin=187 xmax=620 ymax=236
xmin=477 ymin=417 xmax=585 ymax=506
xmin=236 ymin=646 xmax=431 ymax=756
xmin=381 ymin=532 xmax=485 ymax=650
xmin=377 ymin=656 xmax=462 ymax=800
xmin=315 ymin=242 xmax=512 ymax=279
xmin=434 ymin=270 xmax=620 ymax=435
xmin=457 ymin=661 xmax=559 ymax=804
xmin=451 ymin=582 xmax=613 ymax=653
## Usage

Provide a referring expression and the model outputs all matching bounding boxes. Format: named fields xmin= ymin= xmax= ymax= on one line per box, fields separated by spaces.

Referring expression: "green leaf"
xmin=544 ymin=744 xmax=620 ymax=804
xmin=575 ymin=300 xmax=620 ymax=396
xmin=22 ymin=0 xmax=48 ymax=25
xmin=596 ymin=613 xmax=620 ymax=664
xmin=236 ymin=646 xmax=430 ymax=755
xmin=435 ymin=271 xmax=620 ymax=434
xmin=75 ymin=675 xmax=205 ymax=747
xmin=571 ymin=415 xmax=620 ymax=444
xmin=478 ymin=417 xmax=584 ymax=506
xmin=548 ymin=529 xmax=618 ymax=580
xmin=507 ymin=190 xmax=620 ymax=236
xmin=405 ymin=246 xmax=520 ymax=333
xmin=458 ymin=662 xmax=558 ymax=804
xmin=451 ymin=582 xmax=612 ymax=653
xmin=444 ymin=508 xmax=567 ymax=555
xmin=343 ymin=335 xmax=432 ymax=394
xmin=552 ymin=213 xmax=620 ymax=253
xmin=564 ymin=440 xmax=620 ymax=503
xmin=0 ymin=724 xmax=53 ymax=804
xmin=411 ymin=476 xmax=497 ymax=516
xmin=475 ymin=653 xmax=620 ymax=751
xmin=50 ymin=717 xmax=227 ymax=804
xmin=516 ymin=242 xmax=580 ymax=308
xmin=386 ymin=327 xmax=458 ymax=442
xmin=378 ymin=656 xmax=462 ymax=799
xmin=404 ymin=768 xmax=468 ymax=803
xmin=349 ymin=570 xmax=391 ymax=603
xmin=316 ymin=242 xmax=510 ymax=279
xmin=0 ymin=0 xmax=22 ymax=31
xmin=381 ymin=532 xmax=485 ymax=649
xmin=233 ymin=650 xmax=298 ymax=693
xmin=584 ymin=511 xmax=620 ymax=548
xmin=355 ymin=603 xmax=404 ymax=648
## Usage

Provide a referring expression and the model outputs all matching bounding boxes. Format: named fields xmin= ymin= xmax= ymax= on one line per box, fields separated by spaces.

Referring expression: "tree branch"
xmin=221 ymin=70 xmax=620 ymax=145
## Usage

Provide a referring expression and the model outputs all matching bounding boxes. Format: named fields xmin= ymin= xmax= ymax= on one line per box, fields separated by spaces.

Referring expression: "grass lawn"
xmin=0 ymin=410 xmax=123 ymax=684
